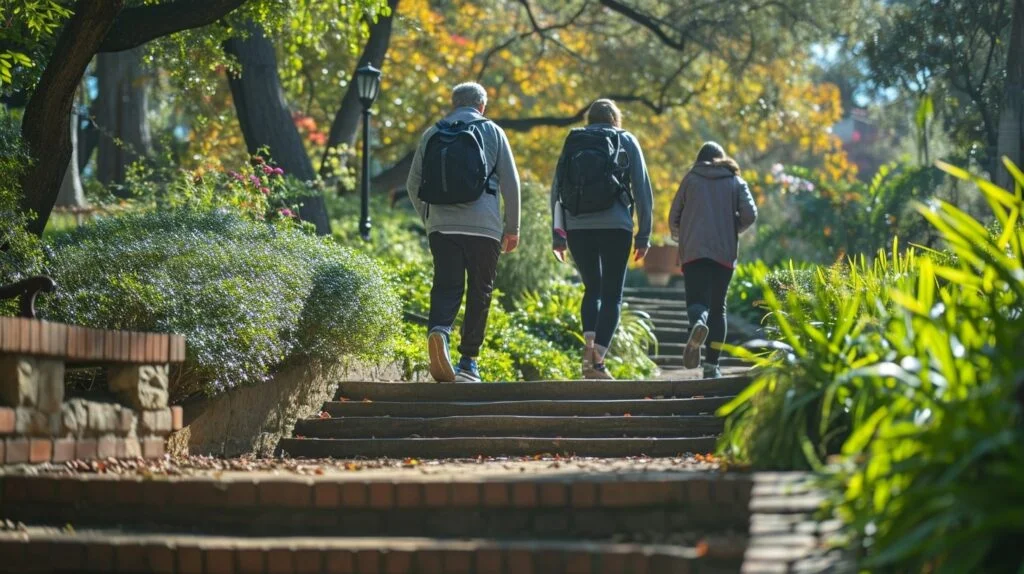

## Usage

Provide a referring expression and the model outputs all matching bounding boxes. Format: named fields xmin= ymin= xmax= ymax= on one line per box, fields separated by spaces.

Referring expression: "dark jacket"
xmin=668 ymin=161 xmax=757 ymax=267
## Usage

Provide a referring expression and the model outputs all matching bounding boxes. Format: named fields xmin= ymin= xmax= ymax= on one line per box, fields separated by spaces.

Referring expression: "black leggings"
xmin=567 ymin=229 xmax=632 ymax=348
xmin=683 ymin=258 xmax=734 ymax=364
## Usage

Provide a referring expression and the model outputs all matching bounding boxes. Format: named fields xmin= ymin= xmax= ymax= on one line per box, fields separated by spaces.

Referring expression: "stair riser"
xmin=278 ymin=436 xmax=719 ymax=459
xmin=0 ymin=505 xmax=748 ymax=540
xmin=323 ymin=397 xmax=731 ymax=417
xmin=295 ymin=416 xmax=723 ymax=439
xmin=0 ymin=537 xmax=741 ymax=574
xmin=335 ymin=378 xmax=751 ymax=402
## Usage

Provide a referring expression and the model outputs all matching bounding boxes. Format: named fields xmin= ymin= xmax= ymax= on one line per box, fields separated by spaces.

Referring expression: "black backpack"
xmin=556 ymin=127 xmax=631 ymax=216
xmin=418 ymin=118 xmax=497 ymax=205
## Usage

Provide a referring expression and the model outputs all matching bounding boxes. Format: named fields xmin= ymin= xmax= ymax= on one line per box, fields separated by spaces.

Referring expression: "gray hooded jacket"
xmin=406 ymin=107 xmax=521 ymax=242
xmin=668 ymin=162 xmax=757 ymax=267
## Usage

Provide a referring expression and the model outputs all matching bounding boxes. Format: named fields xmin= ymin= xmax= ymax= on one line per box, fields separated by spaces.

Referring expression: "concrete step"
xmin=295 ymin=415 xmax=724 ymax=439
xmin=322 ymin=397 xmax=731 ymax=417
xmin=623 ymin=297 xmax=687 ymax=309
xmin=652 ymin=356 xmax=752 ymax=368
xmin=279 ymin=436 xmax=719 ymax=459
xmin=623 ymin=286 xmax=687 ymax=300
xmin=335 ymin=377 xmax=752 ymax=402
xmin=651 ymin=318 xmax=690 ymax=329
xmin=653 ymin=326 xmax=689 ymax=343
xmin=0 ymin=530 xmax=738 ymax=574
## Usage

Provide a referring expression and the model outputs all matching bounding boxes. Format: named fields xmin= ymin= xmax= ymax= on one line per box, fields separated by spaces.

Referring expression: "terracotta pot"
xmin=643 ymin=245 xmax=681 ymax=286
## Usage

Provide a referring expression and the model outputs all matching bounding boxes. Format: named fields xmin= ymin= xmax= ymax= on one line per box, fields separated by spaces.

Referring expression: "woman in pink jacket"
xmin=668 ymin=142 xmax=757 ymax=378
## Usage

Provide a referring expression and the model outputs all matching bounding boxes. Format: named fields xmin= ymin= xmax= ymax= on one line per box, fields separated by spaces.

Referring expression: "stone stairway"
xmin=278 ymin=377 xmax=750 ymax=460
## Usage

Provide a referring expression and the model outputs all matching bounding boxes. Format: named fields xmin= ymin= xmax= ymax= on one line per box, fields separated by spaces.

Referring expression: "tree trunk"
xmin=19 ymin=0 xmax=124 ymax=236
xmin=94 ymin=46 xmax=152 ymax=189
xmin=224 ymin=23 xmax=332 ymax=235
xmin=320 ymin=0 xmax=400 ymax=179
xmin=997 ymin=0 xmax=1024 ymax=189
xmin=56 ymin=105 xmax=88 ymax=209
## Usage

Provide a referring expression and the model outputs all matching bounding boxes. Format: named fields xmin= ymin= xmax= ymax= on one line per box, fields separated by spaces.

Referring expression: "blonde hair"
xmin=586 ymin=99 xmax=622 ymax=128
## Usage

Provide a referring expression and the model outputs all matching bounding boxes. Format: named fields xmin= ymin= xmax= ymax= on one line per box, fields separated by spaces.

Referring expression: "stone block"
xmin=61 ymin=399 xmax=89 ymax=437
xmin=170 ymin=406 xmax=183 ymax=431
xmin=118 ymin=408 xmax=136 ymax=435
xmin=120 ymin=438 xmax=142 ymax=458
xmin=86 ymin=402 xmax=120 ymax=436
xmin=52 ymin=438 xmax=76 ymax=462
xmin=15 ymin=407 xmax=60 ymax=437
xmin=140 ymin=408 xmax=172 ymax=434
xmin=142 ymin=437 xmax=165 ymax=459
xmin=0 ymin=356 xmax=38 ymax=407
xmin=34 ymin=360 xmax=64 ymax=414
xmin=108 ymin=364 xmax=169 ymax=410
xmin=5 ymin=437 xmax=28 ymax=463
xmin=97 ymin=436 xmax=118 ymax=458
xmin=28 ymin=438 xmax=52 ymax=463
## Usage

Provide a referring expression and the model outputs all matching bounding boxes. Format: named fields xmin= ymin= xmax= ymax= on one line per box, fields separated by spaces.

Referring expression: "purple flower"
xmin=249 ymin=175 xmax=260 ymax=185
xmin=272 ymin=167 xmax=284 ymax=176
xmin=262 ymin=165 xmax=274 ymax=175
xmin=279 ymin=208 xmax=294 ymax=218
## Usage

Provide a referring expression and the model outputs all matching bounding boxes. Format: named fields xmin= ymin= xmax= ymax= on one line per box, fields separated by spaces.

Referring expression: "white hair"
xmin=451 ymin=82 xmax=488 ymax=109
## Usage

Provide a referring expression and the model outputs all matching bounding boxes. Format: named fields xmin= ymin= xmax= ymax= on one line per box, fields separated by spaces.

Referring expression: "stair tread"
xmin=296 ymin=415 xmax=724 ymax=439
xmin=323 ymin=397 xmax=730 ymax=417
xmin=279 ymin=436 xmax=719 ymax=458
xmin=335 ymin=377 xmax=751 ymax=402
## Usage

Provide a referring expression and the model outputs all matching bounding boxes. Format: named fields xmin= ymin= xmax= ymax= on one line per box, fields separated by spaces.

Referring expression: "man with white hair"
xmin=407 ymin=82 xmax=521 ymax=383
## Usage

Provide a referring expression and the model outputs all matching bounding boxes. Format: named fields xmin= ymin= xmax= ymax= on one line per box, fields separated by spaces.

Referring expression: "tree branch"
xmin=99 ymin=0 xmax=247 ymax=53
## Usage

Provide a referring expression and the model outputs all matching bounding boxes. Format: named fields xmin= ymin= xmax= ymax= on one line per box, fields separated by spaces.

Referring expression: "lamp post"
xmin=355 ymin=64 xmax=382 ymax=241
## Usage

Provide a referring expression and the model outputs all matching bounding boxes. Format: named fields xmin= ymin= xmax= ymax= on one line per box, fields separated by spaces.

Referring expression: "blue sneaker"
xmin=427 ymin=329 xmax=456 ymax=383
xmin=454 ymin=357 xmax=482 ymax=383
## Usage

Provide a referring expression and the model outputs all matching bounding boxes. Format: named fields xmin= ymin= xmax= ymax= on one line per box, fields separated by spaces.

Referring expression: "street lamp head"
xmin=355 ymin=64 xmax=382 ymax=110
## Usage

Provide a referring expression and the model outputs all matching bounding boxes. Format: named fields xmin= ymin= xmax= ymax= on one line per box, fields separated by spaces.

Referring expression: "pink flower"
xmin=262 ymin=165 xmax=274 ymax=175
xmin=272 ymin=167 xmax=284 ymax=176
xmin=279 ymin=208 xmax=294 ymax=218
xmin=260 ymin=187 xmax=270 ymax=195
xmin=249 ymin=175 xmax=260 ymax=185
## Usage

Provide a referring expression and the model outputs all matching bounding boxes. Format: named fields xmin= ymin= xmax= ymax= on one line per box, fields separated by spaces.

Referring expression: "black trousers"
xmin=427 ymin=233 xmax=501 ymax=358
xmin=567 ymin=229 xmax=632 ymax=348
xmin=682 ymin=258 xmax=734 ymax=364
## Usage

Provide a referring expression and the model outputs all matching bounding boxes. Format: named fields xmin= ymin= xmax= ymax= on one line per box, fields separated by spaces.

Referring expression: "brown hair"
xmin=695 ymin=141 xmax=740 ymax=174
xmin=586 ymin=99 xmax=622 ymax=128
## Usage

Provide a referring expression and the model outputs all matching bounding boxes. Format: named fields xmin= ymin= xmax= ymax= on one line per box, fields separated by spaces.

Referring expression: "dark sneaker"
xmin=427 ymin=329 xmax=456 ymax=383
xmin=702 ymin=363 xmax=722 ymax=379
xmin=683 ymin=321 xmax=709 ymax=369
xmin=454 ymin=357 xmax=482 ymax=383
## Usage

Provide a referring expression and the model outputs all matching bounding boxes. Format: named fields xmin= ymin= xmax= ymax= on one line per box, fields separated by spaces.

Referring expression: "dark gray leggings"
xmin=567 ymin=229 xmax=632 ymax=348
xmin=683 ymin=258 xmax=734 ymax=364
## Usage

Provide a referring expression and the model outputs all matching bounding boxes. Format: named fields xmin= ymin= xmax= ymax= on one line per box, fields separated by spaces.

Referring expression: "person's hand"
xmin=553 ymin=246 xmax=566 ymax=263
xmin=502 ymin=234 xmax=519 ymax=254
xmin=633 ymin=246 xmax=649 ymax=262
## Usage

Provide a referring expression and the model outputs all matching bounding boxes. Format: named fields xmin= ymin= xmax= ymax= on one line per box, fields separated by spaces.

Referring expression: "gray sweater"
xmin=668 ymin=163 xmax=758 ymax=268
xmin=549 ymin=124 xmax=655 ymax=248
xmin=406 ymin=107 xmax=521 ymax=242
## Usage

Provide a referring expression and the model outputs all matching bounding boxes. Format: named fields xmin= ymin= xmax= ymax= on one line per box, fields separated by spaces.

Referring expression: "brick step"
xmin=335 ymin=377 xmax=751 ymax=402
xmin=0 ymin=530 xmax=743 ymax=574
xmin=295 ymin=415 xmax=724 ymax=439
xmin=279 ymin=436 xmax=719 ymax=459
xmin=322 ymin=397 xmax=731 ymax=417
xmin=1 ymin=472 xmax=753 ymax=540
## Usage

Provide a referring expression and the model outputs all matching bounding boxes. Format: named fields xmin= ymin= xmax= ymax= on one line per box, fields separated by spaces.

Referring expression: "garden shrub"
xmin=718 ymin=160 xmax=1024 ymax=572
xmin=41 ymin=209 xmax=401 ymax=398
xmin=494 ymin=182 xmax=571 ymax=304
